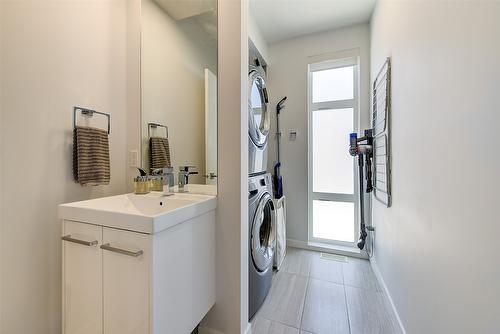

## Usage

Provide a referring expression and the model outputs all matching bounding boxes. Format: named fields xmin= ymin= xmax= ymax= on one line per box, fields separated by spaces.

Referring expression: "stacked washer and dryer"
xmin=248 ymin=45 xmax=277 ymax=320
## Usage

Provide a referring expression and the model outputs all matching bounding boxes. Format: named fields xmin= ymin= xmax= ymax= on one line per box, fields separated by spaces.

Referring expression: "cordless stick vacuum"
xmin=273 ymin=97 xmax=287 ymax=199
xmin=349 ymin=129 xmax=375 ymax=250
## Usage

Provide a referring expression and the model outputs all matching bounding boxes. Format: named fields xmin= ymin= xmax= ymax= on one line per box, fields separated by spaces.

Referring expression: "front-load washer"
xmin=248 ymin=173 xmax=276 ymax=320
xmin=248 ymin=62 xmax=270 ymax=175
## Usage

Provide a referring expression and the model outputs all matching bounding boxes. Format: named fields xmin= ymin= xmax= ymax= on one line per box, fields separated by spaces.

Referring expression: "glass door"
xmin=308 ymin=57 xmax=359 ymax=246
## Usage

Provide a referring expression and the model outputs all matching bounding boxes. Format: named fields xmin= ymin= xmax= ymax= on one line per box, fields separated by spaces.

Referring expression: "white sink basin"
xmin=58 ymin=192 xmax=216 ymax=234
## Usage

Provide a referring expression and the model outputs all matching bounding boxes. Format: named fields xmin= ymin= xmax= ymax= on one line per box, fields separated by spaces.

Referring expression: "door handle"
xmin=62 ymin=235 xmax=98 ymax=247
xmin=100 ymin=243 xmax=143 ymax=257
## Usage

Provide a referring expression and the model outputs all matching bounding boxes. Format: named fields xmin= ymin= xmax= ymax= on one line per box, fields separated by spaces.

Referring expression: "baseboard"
xmin=287 ymin=238 xmax=368 ymax=259
xmin=198 ymin=327 xmax=224 ymax=334
xmin=244 ymin=322 xmax=252 ymax=334
xmin=369 ymin=257 xmax=407 ymax=334
xmin=198 ymin=322 xmax=251 ymax=334
xmin=286 ymin=238 xmax=306 ymax=249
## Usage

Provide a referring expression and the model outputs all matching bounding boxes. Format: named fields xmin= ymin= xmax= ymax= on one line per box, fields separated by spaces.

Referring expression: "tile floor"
xmin=251 ymin=247 xmax=402 ymax=334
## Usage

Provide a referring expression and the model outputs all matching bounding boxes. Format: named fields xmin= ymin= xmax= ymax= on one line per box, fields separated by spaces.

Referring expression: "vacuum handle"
xmin=277 ymin=96 xmax=287 ymax=114
xmin=349 ymin=133 xmax=358 ymax=156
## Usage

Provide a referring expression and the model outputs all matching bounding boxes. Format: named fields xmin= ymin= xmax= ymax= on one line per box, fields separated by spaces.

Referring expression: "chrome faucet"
xmin=151 ymin=167 xmax=174 ymax=196
xmin=178 ymin=166 xmax=198 ymax=192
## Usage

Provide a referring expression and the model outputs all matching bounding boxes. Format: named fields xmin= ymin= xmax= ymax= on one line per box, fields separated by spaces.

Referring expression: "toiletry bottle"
xmin=134 ymin=168 xmax=150 ymax=194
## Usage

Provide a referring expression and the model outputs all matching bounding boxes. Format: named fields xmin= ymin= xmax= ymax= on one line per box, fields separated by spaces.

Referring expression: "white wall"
xmin=141 ymin=0 xmax=217 ymax=183
xmin=266 ymin=24 xmax=371 ymax=244
xmin=200 ymin=0 xmax=249 ymax=333
xmin=370 ymin=1 xmax=500 ymax=333
xmin=126 ymin=0 xmax=142 ymax=193
xmin=0 ymin=1 xmax=128 ymax=333
xmin=0 ymin=3 xmax=3 ymax=329
xmin=248 ymin=13 xmax=269 ymax=64
xmin=0 ymin=1 xmax=252 ymax=333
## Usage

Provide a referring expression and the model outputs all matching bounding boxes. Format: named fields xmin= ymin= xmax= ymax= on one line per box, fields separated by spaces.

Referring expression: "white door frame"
xmin=205 ymin=68 xmax=218 ymax=186
xmin=307 ymin=55 xmax=360 ymax=247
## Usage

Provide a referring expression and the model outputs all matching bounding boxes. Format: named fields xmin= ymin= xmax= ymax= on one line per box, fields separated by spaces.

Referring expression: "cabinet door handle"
xmin=100 ymin=243 xmax=143 ymax=257
xmin=62 ymin=235 xmax=98 ymax=247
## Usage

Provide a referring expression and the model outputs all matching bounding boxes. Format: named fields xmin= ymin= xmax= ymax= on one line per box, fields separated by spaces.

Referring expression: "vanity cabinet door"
xmin=102 ymin=227 xmax=151 ymax=334
xmin=62 ymin=221 xmax=102 ymax=334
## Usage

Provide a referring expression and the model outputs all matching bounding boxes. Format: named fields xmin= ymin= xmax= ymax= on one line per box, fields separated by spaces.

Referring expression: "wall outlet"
xmin=128 ymin=150 xmax=139 ymax=167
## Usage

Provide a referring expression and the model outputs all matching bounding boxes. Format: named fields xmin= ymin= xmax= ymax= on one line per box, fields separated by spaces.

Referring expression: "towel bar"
xmin=73 ymin=106 xmax=111 ymax=134
xmin=148 ymin=122 xmax=168 ymax=139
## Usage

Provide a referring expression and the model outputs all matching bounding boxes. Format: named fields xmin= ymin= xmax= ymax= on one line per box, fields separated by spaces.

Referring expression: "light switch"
xmin=128 ymin=150 xmax=139 ymax=167
xmin=289 ymin=130 xmax=298 ymax=141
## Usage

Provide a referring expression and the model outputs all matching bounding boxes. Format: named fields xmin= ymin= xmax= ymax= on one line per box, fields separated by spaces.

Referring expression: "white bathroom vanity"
xmin=59 ymin=192 xmax=216 ymax=334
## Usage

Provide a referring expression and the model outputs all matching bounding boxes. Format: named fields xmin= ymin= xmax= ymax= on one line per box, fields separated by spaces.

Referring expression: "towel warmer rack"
xmin=148 ymin=123 xmax=168 ymax=139
xmin=73 ymin=106 xmax=111 ymax=134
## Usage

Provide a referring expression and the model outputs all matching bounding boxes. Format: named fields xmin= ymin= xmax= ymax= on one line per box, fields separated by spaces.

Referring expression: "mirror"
xmin=141 ymin=0 xmax=217 ymax=194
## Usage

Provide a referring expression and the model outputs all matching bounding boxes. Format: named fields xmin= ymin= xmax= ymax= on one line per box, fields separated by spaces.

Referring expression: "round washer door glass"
xmin=251 ymin=192 xmax=276 ymax=272
xmin=248 ymin=70 xmax=269 ymax=147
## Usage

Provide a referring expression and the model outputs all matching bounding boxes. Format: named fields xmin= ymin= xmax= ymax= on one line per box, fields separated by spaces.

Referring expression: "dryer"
xmin=248 ymin=173 xmax=276 ymax=320
xmin=248 ymin=57 xmax=270 ymax=175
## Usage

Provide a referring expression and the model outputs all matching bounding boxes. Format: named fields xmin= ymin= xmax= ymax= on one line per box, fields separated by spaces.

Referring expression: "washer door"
xmin=248 ymin=69 xmax=269 ymax=148
xmin=251 ymin=192 xmax=276 ymax=272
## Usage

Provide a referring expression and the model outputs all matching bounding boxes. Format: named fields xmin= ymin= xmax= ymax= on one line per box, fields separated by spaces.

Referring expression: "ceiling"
xmin=153 ymin=0 xmax=217 ymax=45
xmin=250 ymin=0 xmax=376 ymax=44
xmin=155 ymin=0 xmax=216 ymax=20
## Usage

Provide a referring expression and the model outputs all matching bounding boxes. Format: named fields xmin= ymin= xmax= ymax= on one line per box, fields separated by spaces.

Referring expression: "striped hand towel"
xmin=150 ymin=137 xmax=171 ymax=169
xmin=73 ymin=126 xmax=110 ymax=186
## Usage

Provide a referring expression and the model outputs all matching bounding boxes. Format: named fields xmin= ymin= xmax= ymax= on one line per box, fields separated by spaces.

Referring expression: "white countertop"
xmin=58 ymin=192 xmax=217 ymax=234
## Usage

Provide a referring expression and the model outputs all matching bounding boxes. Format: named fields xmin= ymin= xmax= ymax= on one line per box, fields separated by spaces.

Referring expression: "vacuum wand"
xmin=276 ymin=96 xmax=287 ymax=163
xmin=277 ymin=96 xmax=287 ymax=114
xmin=349 ymin=129 xmax=374 ymax=250
xmin=273 ymin=96 xmax=287 ymax=199
xmin=357 ymin=153 xmax=367 ymax=250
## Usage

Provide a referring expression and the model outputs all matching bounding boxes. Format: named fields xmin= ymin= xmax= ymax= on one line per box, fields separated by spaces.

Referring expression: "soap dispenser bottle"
xmin=134 ymin=167 xmax=150 ymax=194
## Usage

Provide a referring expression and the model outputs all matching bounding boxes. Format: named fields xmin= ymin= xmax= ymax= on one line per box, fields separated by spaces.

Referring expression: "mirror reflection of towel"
xmin=150 ymin=137 xmax=171 ymax=169
xmin=73 ymin=126 xmax=110 ymax=186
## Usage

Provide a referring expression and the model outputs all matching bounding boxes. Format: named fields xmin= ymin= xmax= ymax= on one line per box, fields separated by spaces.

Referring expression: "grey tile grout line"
xmin=343 ymin=258 xmax=352 ymax=334
xmin=252 ymin=272 xmax=310 ymax=332
xmin=298 ymin=252 xmax=314 ymax=333
xmin=343 ymin=280 xmax=352 ymax=334
xmin=300 ymin=254 xmax=349 ymax=334
xmin=255 ymin=314 xmax=302 ymax=331
xmin=344 ymin=282 xmax=382 ymax=293
xmin=298 ymin=264 xmax=311 ymax=331
xmin=276 ymin=250 xmax=382 ymax=333
xmin=341 ymin=259 xmax=346 ymax=285
xmin=345 ymin=284 xmax=384 ymax=294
